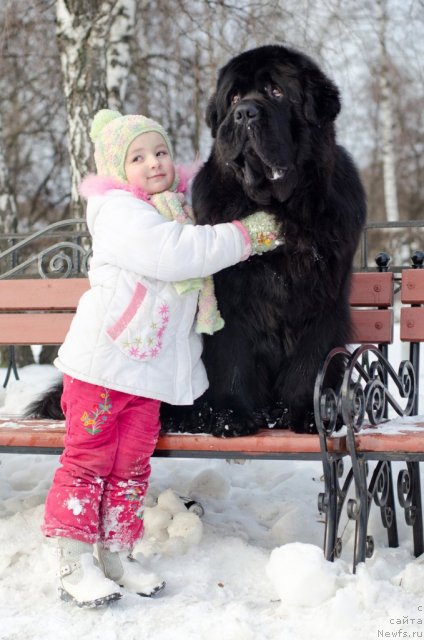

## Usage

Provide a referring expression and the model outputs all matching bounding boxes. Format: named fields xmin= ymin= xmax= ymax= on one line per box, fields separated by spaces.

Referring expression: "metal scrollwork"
xmin=397 ymin=466 xmax=417 ymax=526
xmin=0 ymin=219 xmax=91 ymax=279
xmin=318 ymin=458 xmax=354 ymax=561
xmin=371 ymin=462 xmax=392 ymax=520
xmin=314 ymin=342 xmax=416 ymax=572
xmin=398 ymin=360 xmax=415 ymax=399
xmin=314 ymin=343 xmax=416 ymax=435
xmin=348 ymin=379 xmax=367 ymax=430
xmin=364 ymin=378 xmax=386 ymax=425
xmin=318 ymin=386 xmax=340 ymax=436
xmin=314 ymin=347 xmax=349 ymax=436
xmin=37 ymin=242 xmax=92 ymax=278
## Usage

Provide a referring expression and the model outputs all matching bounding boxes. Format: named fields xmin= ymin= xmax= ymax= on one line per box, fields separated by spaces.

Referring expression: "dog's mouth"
xmin=228 ymin=145 xmax=297 ymax=204
xmin=232 ymin=151 xmax=288 ymax=187
xmin=232 ymin=156 xmax=261 ymax=186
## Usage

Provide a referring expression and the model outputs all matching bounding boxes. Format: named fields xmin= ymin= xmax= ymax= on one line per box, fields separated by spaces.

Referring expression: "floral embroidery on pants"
xmin=80 ymin=389 xmax=112 ymax=435
xmin=125 ymin=483 xmax=147 ymax=520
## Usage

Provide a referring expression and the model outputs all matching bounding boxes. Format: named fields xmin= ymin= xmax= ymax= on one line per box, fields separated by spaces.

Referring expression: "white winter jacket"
xmin=55 ymin=188 xmax=249 ymax=404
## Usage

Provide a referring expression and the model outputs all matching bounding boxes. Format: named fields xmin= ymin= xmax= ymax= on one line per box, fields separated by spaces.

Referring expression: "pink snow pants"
xmin=42 ymin=375 xmax=161 ymax=550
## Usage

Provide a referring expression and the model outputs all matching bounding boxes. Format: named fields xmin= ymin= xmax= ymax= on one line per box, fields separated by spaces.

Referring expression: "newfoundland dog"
xmin=28 ymin=45 xmax=366 ymax=437
xmin=161 ymin=44 xmax=366 ymax=436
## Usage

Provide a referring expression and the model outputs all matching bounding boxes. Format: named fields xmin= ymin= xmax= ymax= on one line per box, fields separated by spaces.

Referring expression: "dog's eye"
xmin=270 ymin=85 xmax=283 ymax=98
xmin=231 ymin=93 xmax=241 ymax=105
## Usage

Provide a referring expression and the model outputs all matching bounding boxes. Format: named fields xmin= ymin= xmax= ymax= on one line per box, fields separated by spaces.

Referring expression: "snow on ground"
xmin=2 ymin=361 xmax=424 ymax=640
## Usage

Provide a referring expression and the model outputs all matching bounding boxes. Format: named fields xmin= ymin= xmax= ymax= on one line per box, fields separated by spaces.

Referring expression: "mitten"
xmin=237 ymin=211 xmax=282 ymax=255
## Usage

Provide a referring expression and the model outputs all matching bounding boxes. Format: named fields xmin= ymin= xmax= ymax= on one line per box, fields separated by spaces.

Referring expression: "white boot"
xmin=58 ymin=538 xmax=122 ymax=608
xmin=97 ymin=545 xmax=165 ymax=597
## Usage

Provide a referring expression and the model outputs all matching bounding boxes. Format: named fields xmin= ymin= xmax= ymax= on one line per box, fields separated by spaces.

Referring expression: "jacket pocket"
xmin=106 ymin=282 xmax=170 ymax=361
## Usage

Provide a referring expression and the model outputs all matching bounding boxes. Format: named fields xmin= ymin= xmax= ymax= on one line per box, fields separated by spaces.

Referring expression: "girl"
xmin=42 ymin=109 xmax=280 ymax=608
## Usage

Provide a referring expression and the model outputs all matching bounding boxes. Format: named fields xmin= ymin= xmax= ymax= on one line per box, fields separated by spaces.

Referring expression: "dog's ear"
xmin=303 ymin=69 xmax=341 ymax=125
xmin=206 ymin=94 xmax=219 ymax=138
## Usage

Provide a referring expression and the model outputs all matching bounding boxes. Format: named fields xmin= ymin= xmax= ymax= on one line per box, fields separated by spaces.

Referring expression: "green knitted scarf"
xmin=150 ymin=190 xmax=225 ymax=335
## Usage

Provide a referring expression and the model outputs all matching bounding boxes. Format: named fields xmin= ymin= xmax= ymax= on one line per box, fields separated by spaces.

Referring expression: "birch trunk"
xmin=377 ymin=0 xmax=399 ymax=222
xmin=55 ymin=0 xmax=135 ymax=218
xmin=0 ymin=114 xmax=33 ymax=366
xmin=106 ymin=0 xmax=136 ymax=111
xmin=0 ymin=111 xmax=18 ymax=235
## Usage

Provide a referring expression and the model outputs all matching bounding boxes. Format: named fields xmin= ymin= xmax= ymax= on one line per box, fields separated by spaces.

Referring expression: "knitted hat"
xmin=90 ymin=109 xmax=173 ymax=182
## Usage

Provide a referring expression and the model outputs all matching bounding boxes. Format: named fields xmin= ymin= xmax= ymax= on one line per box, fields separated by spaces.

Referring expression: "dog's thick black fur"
xmin=27 ymin=45 xmax=366 ymax=437
xmin=161 ymin=45 xmax=366 ymax=436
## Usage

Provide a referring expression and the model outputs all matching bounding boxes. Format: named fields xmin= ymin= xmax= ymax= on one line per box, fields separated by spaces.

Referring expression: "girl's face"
xmin=124 ymin=131 xmax=175 ymax=194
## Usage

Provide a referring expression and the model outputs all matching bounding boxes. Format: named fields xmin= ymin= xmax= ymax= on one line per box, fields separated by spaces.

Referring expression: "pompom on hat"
xmin=90 ymin=109 xmax=173 ymax=182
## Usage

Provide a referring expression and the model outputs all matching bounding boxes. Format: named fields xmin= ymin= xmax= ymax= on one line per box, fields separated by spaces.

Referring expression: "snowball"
xmin=266 ymin=543 xmax=339 ymax=607
xmin=167 ymin=511 xmax=203 ymax=546
xmin=393 ymin=555 xmax=424 ymax=594
xmin=157 ymin=489 xmax=186 ymax=515
xmin=138 ymin=498 xmax=203 ymax=558
xmin=188 ymin=468 xmax=230 ymax=500
xmin=143 ymin=506 xmax=172 ymax=541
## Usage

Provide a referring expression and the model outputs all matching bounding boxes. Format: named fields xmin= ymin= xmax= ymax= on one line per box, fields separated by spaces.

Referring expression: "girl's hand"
xmin=238 ymin=211 xmax=283 ymax=254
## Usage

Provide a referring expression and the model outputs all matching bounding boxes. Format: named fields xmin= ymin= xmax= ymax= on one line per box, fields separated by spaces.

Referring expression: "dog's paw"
xmin=265 ymin=402 xmax=290 ymax=429
xmin=290 ymin=410 xmax=317 ymax=434
xmin=209 ymin=408 xmax=260 ymax=438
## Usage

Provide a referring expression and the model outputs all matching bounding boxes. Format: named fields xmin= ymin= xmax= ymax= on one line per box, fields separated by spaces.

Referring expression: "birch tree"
xmin=0 ymin=112 xmax=18 ymax=236
xmin=0 ymin=115 xmax=32 ymax=367
xmin=376 ymin=0 xmax=399 ymax=222
xmin=55 ymin=0 xmax=136 ymax=217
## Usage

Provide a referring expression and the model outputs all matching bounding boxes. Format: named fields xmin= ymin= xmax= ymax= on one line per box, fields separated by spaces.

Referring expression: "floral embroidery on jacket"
xmin=120 ymin=303 xmax=169 ymax=360
xmin=80 ymin=389 xmax=112 ymax=435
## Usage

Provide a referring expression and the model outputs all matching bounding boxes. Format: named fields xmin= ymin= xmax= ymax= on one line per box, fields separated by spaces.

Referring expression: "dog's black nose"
xmin=234 ymin=102 xmax=259 ymax=125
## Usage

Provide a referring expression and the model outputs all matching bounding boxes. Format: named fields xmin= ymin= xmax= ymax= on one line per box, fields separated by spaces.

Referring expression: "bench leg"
xmin=322 ymin=461 xmax=354 ymax=562
xmin=369 ymin=461 xmax=399 ymax=550
xmin=321 ymin=459 xmax=340 ymax=562
xmin=2 ymin=346 xmax=19 ymax=388
xmin=384 ymin=462 xmax=399 ymax=549
xmin=350 ymin=457 xmax=369 ymax=570
xmin=409 ymin=462 xmax=424 ymax=557
xmin=350 ymin=460 xmax=399 ymax=572
xmin=399 ymin=462 xmax=424 ymax=558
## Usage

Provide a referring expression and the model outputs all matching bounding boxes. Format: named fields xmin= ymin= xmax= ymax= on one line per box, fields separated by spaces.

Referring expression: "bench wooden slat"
xmin=400 ymin=307 xmax=424 ymax=342
xmin=354 ymin=425 xmax=424 ymax=454
xmin=0 ymin=274 xmax=392 ymax=311
xmin=0 ymin=314 xmax=75 ymax=344
xmin=401 ymin=270 xmax=424 ymax=304
xmin=0 ymin=279 xmax=89 ymax=311
xmin=0 ymin=419 xmax=346 ymax=455
xmin=0 ymin=275 xmax=393 ymax=348
xmin=400 ymin=270 xmax=424 ymax=341
xmin=349 ymin=272 xmax=393 ymax=307
xmin=350 ymin=309 xmax=393 ymax=343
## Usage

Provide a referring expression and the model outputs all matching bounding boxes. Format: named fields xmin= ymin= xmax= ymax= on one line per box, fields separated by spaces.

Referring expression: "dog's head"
xmin=206 ymin=45 xmax=341 ymax=203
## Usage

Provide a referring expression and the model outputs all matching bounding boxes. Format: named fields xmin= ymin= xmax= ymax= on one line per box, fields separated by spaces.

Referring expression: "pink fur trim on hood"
xmin=79 ymin=162 xmax=202 ymax=203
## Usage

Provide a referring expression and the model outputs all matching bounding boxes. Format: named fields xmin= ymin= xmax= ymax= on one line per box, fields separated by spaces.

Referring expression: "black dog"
xmin=28 ymin=45 xmax=366 ymax=436
xmin=161 ymin=45 xmax=366 ymax=436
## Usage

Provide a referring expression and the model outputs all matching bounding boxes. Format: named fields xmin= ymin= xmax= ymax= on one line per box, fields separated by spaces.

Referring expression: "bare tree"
xmin=128 ymin=0 xmax=287 ymax=160
xmin=376 ymin=0 xmax=399 ymax=222
xmin=0 ymin=111 xmax=18 ymax=236
xmin=0 ymin=1 xmax=68 ymax=229
xmin=55 ymin=0 xmax=136 ymax=217
xmin=0 ymin=0 xmax=423 ymax=232
xmin=105 ymin=0 xmax=136 ymax=110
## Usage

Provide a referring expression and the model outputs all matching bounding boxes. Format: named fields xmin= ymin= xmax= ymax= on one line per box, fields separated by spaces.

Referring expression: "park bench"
xmin=314 ymin=257 xmax=424 ymax=570
xmin=0 ymin=262 xmax=421 ymax=572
